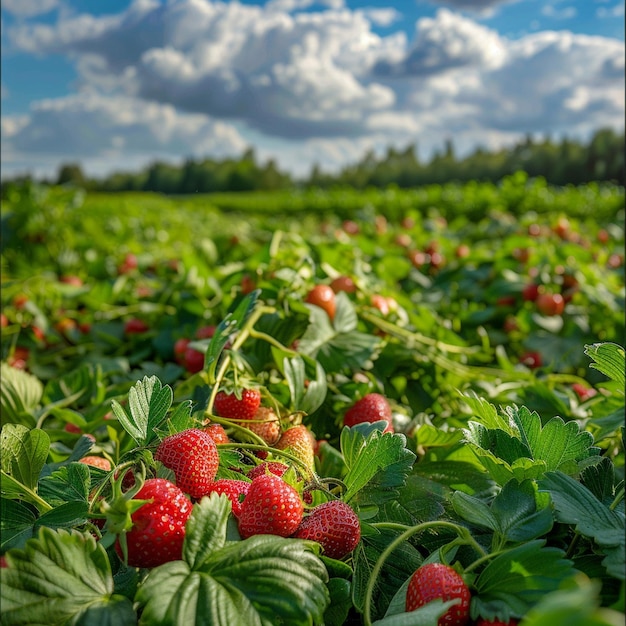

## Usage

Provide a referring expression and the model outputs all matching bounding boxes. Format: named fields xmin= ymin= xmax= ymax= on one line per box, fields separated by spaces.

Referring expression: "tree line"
xmin=7 ymin=127 xmax=625 ymax=193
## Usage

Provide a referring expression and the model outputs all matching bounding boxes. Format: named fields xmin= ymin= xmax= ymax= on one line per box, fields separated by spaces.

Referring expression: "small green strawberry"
xmin=293 ymin=500 xmax=361 ymax=559
xmin=114 ymin=478 xmax=192 ymax=569
xmin=405 ymin=563 xmax=471 ymax=626
xmin=214 ymin=388 xmax=261 ymax=421
xmin=343 ymin=393 xmax=393 ymax=433
xmin=238 ymin=474 xmax=304 ymax=539
xmin=154 ymin=428 xmax=219 ymax=500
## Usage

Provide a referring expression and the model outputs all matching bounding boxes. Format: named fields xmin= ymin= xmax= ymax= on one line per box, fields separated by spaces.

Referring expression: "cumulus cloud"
xmin=1 ymin=0 xmax=59 ymax=18
xmin=1 ymin=93 xmax=247 ymax=176
xmin=421 ymin=0 xmax=520 ymax=15
xmin=2 ymin=0 xmax=624 ymax=178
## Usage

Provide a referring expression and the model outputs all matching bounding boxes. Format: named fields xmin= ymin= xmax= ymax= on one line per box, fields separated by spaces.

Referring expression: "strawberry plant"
xmin=0 ymin=180 xmax=624 ymax=624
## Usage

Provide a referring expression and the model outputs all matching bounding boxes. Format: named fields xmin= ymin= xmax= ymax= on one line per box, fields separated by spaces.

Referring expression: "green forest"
xmin=3 ymin=127 xmax=623 ymax=195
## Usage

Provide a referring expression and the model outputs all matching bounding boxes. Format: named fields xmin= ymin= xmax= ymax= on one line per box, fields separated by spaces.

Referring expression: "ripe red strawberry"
xmin=79 ymin=456 xmax=112 ymax=472
xmin=238 ymin=474 xmax=304 ymax=539
xmin=246 ymin=461 xmax=289 ymax=481
xmin=204 ymin=479 xmax=251 ymax=518
xmin=293 ymin=500 xmax=361 ymax=560
xmin=204 ymin=423 xmax=230 ymax=444
xmin=115 ymin=478 xmax=192 ymax=568
xmin=343 ymin=393 xmax=393 ymax=433
xmin=275 ymin=425 xmax=316 ymax=473
xmin=246 ymin=406 xmax=281 ymax=445
xmin=406 ymin=563 xmax=471 ymax=626
xmin=213 ymin=388 xmax=261 ymax=421
xmin=305 ymin=284 xmax=336 ymax=321
xmin=124 ymin=318 xmax=150 ymax=334
xmin=154 ymin=428 xmax=219 ymax=500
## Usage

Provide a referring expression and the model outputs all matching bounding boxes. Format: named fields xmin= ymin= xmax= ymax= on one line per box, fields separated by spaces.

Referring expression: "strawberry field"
xmin=1 ymin=174 xmax=625 ymax=626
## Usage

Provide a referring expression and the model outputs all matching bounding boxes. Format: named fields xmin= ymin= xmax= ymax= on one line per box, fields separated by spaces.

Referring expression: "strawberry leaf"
xmin=38 ymin=462 xmax=92 ymax=506
xmin=281 ymin=353 xmax=327 ymax=415
xmin=111 ymin=375 xmax=172 ymax=446
xmin=183 ymin=493 xmax=231 ymax=569
xmin=0 ymin=363 xmax=43 ymax=428
xmin=1 ymin=498 xmax=37 ymax=551
xmin=539 ymin=470 xmax=625 ymax=580
xmin=584 ymin=342 xmax=625 ymax=392
xmin=341 ymin=423 xmax=416 ymax=508
xmin=136 ymin=530 xmax=330 ymax=625
xmin=474 ymin=540 xmax=577 ymax=614
xmin=0 ymin=527 xmax=136 ymax=625
xmin=205 ymin=290 xmax=260 ymax=384
xmin=1 ymin=423 xmax=50 ymax=495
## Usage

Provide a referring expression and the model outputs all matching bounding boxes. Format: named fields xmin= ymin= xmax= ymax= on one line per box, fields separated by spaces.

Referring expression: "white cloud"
xmin=1 ymin=0 xmax=59 ymax=18
xmin=1 ymin=93 xmax=247 ymax=178
xmin=1 ymin=1 xmax=624 ymax=179
xmin=596 ymin=2 xmax=625 ymax=17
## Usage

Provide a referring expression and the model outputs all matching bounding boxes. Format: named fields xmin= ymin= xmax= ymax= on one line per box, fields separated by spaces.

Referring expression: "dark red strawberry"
xmin=115 ymin=478 xmax=192 ymax=568
xmin=238 ymin=474 xmax=304 ymax=539
xmin=293 ymin=500 xmax=361 ymax=559
xmin=213 ymin=388 xmax=261 ymax=421
xmin=405 ymin=563 xmax=471 ymax=626
xmin=154 ymin=428 xmax=219 ymax=500
xmin=204 ymin=423 xmax=230 ymax=444
xmin=274 ymin=425 xmax=316 ymax=473
xmin=204 ymin=479 xmax=250 ymax=518
xmin=343 ymin=393 xmax=393 ymax=433
xmin=475 ymin=619 xmax=519 ymax=626
xmin=246 ymin=461 xmax=289 ymax=481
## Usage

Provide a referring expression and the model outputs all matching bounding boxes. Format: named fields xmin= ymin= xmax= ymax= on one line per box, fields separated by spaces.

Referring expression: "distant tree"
xmin=56 ymin=163 xmax=85 ymax=186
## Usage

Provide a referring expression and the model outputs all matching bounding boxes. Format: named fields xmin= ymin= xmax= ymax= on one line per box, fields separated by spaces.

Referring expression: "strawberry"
xmin=213 ymin=388 xmax=261 ymax=421
xmin=154 ymin=428 xmax=219 ymax=500
xmin=274 ymin=425 xmax=316 ymax=473
xmin=293 ymin=500 xmax=361 ymax=560
xmin=305 ymin=284 xmax=336 ymax=321
xmin=79 ymin=455 xmax=112 ymax=472
xmin=475 ymin=619 xmax=519 ymax=626
xmin=245 ymin=406 xmax=281 ymax=445
xmin=246 ymin=461 xmax=289 ymax=481
xmin=204 ymin=423 xmax=230 ymax=444
xmin=405 ymin=563 xmax=471 ymax=626
xmin=204 ymin=479 xmax=251 ymax=518
xmin=115 ymin=478 xmax=192 ymax=568
xmin=343 ymin=393 xmax=394 ymax=433
xmin=238 ymin=474 xmax=304 ymax=539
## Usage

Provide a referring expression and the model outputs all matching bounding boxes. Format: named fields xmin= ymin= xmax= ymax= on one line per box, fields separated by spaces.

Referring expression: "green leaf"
xmin=0 ymin=363 xmax=43 ymax=428
xmin=167 ymin=398 xmax=196 ymax=434
xmin=205 ymin=290 xmax=260 ymax=384
xmin=539 ymin=471 xmax=625 ymax=579
xmin=0 ymin=527 xmax=135 ymax=626
xmin=38 ymin=462 xmax=92 ymax=506
xmin=584 ymin=343 xmax=625 ymax=392
xmin=323 ymin=578 xmax=352 ymax=626
xmin=183 ymin=493 xmax=231 ymax=570
xmin=282 ymin=353 xmax=328 ymax=415
xmin=461 ymin=392 xmax=513 ymax=432
xmin=475 ymin=540 xmax=577 ymax=614
xmin=136 ymin=535 xmax=329 ymax=626
xmin=521 ymin=573 xmax=624 ymax=626
xmin=0 ymin=498 xmax=37 ymax=551
xmin=451 ymin=491 xmax=497 ymax=531
xmin=111 ymin=376 xmax=173 ymax=446
xmin=341 ymin=423 xmax=416 ymax=507
xmin=34 ymin=500 xmax=90 ymax=531
xmin=0 ymin=424 xmax=50 ymax=491
xmin=490 ymin=479 xmax=553 ymax=543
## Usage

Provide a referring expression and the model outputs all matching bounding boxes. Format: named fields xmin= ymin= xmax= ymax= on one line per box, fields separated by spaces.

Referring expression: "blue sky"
xmin=1 ymin=0 xmax=624 ymax=180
